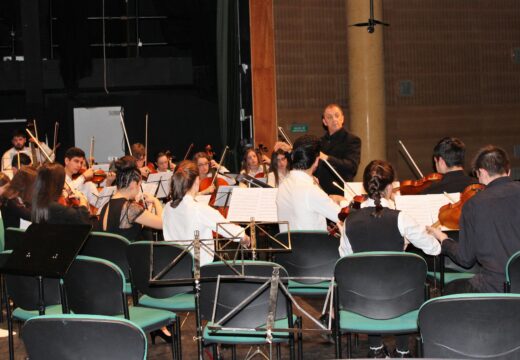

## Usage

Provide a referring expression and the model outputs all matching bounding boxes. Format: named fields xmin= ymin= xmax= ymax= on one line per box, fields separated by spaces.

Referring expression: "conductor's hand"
xmin=241 ymin=235 xmax=251 ymax=248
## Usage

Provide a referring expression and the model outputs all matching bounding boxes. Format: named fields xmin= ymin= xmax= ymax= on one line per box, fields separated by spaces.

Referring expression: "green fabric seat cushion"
xmin=203 ymin=316 xmax=295 ymax=345
xmin=118 ymin=306 xmax=176 ymax=332
xmin=339 ymin=309 xmax=419 ymax=334
xmin=427 ymin=271 xmax=475 ymax=284
xmin=12 ymin=304 xmax=63 ymax=322
xmin=124 ymin=282 xmax=132 ymax=295
xmin=288 ymin=280 xmax=330 ymax=296
xmin=139 ymin=293 xmax=196 ymax=312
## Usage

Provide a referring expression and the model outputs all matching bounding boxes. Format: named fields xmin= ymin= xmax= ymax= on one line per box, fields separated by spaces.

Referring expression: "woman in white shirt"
xmin=163 ymin=160 xmax=250 ymax=265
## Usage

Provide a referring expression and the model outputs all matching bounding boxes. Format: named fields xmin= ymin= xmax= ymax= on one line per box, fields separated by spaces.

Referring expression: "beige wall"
xmin=273 ymin=0 xmax=520 ymax=179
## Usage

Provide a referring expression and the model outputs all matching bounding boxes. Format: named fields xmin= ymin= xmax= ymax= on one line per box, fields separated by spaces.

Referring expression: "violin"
xmin=398 ymin=173 xmax=443 ymax=195
xmin=329 ymin=195 xmax=367 ymax=238
xmin=435 ymin=183 xmax=485 ymax=230
xmin=58 ymin=182 xmax=81 ymax=207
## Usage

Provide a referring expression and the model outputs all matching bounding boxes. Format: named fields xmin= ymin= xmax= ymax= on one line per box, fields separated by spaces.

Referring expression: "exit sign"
xmin=290 ymin=124 xmax=308 ymax=133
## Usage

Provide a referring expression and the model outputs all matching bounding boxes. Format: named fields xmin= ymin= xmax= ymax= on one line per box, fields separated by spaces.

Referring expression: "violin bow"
xmin=120 ymin=108 xmax=133 ymax=157
xmin=211 ymin=146 xmax=229 ymax=186
xmin=144 ymin=113 xmax=149 ymax=166
xmin=277 ymin=126 xmax=293 ymax=147
xmin=183 ymin=143 xmax=194 ymax=161
xmin=26 ymin=128 xmax=53 ymax=163
xmin=398 ymin=140 xmax=424 ymax=179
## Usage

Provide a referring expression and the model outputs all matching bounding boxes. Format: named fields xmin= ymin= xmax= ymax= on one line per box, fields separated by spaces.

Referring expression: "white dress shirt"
xmin=267 ymin=171 xmax=289 ymax=188
xmin=65 ymin=174 xmax=100 ymax=207
xmin=339 ymin=198 xmax=442 ymax=257
xmin=162 ymin=194 xmax=245 ymax=266
xmin=276 ymin=170 xmax=341 ymax=233
xmin=1 ymin=144 xmax=54 ymax=179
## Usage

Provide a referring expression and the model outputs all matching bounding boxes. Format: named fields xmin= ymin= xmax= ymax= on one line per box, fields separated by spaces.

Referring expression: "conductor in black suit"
xmin=315 ymin=103 xmax=361 ymax=195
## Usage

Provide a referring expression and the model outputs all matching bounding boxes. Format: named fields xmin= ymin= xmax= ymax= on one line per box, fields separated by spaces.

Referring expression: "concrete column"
xmin=346 ymin=0 xmax=387 ymax=180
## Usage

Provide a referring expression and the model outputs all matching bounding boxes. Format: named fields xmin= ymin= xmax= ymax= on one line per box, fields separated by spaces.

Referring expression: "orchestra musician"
xmin=0 ymin=172 xmax=9 ymax=199
xmin=420 ymin=137 xmax=477 ymax=194
xmin=10 ymin=153 xmax=32 ymax=176
xmin=162 ymin=160 xmax=250 ymax=266
xmin=131 ymin=143 xmax=152 ymax=178
xmin=1 ymin=129 xmax=54 ymax=179
xmin=0 ymin=166 xmax=37 ymax=229
xmin=315 ymin=104 xmax=361 ymax=195
xmin=155 ymin=152 xmax=175 ymax=173
xmin=31 ymin=163 xmax=90 ymax=225
xmin=95 ymin=156 xmax=162 ymax=241
xmin=239 ymin=147 xmax=269 ymax=186
xmin=276 ymin=135 xmax=347 ymax=234
xmin=427 ymin=145 xmax=520 ymax=294
xmin=193 ymin=152 xmax=229 ymax=195
xmin=267 ymin=142 xmax=292 ymax=187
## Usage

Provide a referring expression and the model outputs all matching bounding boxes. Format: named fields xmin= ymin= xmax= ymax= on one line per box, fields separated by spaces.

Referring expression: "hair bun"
xmin=114 ymin=155 xmax=137 ymax=172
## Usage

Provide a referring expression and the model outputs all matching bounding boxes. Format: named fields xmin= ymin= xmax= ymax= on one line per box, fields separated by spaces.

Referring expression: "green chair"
xmin=22 ymin=314 xmax=148 ymax=360
xmin=64 ymin=255 xmax=179 ymax=360
xmin=505 ymin=250 xmax=520 ymax=293
xmin=199 ymin=261 xmax=301 ymax=360
xmin=334 ymin=252 xmax=428 ymax=358
xmin=419 ymin=293 xmax=520 ymax=358
xmin=80 ymin=231 xmax=133 ymax=296
xmin=274 ymin=231 xmax=338 ymax=297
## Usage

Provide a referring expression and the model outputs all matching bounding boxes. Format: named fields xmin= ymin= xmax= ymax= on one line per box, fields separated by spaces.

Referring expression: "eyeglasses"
xmin=198 ymin=162 xmax=209 ymax=167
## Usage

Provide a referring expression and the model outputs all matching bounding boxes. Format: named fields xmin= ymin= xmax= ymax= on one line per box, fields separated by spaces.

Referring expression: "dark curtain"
xmin=216 ymin=0 xmax=241 ymax=170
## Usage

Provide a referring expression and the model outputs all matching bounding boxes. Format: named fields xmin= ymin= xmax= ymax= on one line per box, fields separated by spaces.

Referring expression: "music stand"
xmin=146 ymin=172 xmax=172 ymax=199
xmin=0 ymin=223 xmax=92 ymax=360
xmin=213 ymin=185 xmax=233 ymax=207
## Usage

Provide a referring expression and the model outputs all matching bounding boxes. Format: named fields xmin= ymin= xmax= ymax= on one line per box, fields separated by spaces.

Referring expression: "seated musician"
xmin=10 ymin=153 xmax=32 ymax=176
xmin=343 ymin=160 xmax=440 ymax=358
xmin=31 ymin=163 xmax=90 ymax=225
xmin=239 ymin=147 xmax=269 ymax=186
xmin=420 ymin=137 xmax=477 ymax=194
xmin=0 ymin=166 xmax=37 ymax=229
xmin=193 ymin=152 xmax=229 ymax=195
xmin=155 ymin=152 xmax=175 ymax=173
xmin=131 ymin=143 xmax=152 ymax=178
xmin=95 ymin=156 xmax=163 ymax=241
xmin=0 ymin=172 xmax=9 ymax=199
xmin=1 ymin=129 xmax=54 ymax=179
xmin=267 ymin=142 xmax=292 ymax=187
xmin=276 ymin=135 xmax=346 ymax=234
xmin=428 ymin=145 xmax=520 ymax=294
xmin=162 ymin=160 xmax=250 ymax=266
xmin=64 ymin=147 xmax=104 ymax=208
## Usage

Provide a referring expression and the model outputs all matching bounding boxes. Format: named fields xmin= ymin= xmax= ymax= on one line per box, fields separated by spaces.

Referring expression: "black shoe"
xmin=367 ymin=345 xmax=389 ymax=358
xmin=391 ymin=349 xmax=411 ymax=358
xmin=150 ymin=329 xmax=173 ymax=344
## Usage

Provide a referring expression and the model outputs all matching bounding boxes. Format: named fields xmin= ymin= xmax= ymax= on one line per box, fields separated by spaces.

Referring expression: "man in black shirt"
xmin=421 ymin=137 xmax=477 ymax=195
xmin=428 ymin=145 xmax=520 ymax=293
xmin=315 ymin=104 xmax=361 ymax=195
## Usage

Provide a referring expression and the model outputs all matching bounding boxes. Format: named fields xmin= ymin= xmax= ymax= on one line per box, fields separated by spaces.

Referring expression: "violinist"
xmin=162 ymin=161 xmax=250 ymax=266
xmin=276 ymin=135 xmax=347 ymax=233
xmin=267 ymin=142 xmax=292 ymax=187
xmin=155 ymin=152 xmax=175 ymax=173
xmin=427 ymin=145 xmax=520 ymax=293
xmin=343 ymin=160 xmax=440 ymax=358
xmin=131 ymin=143 xmax=152 ymax=178
xmin=420 ymin=137 xmax=477 ymax=195
xmin=1 ymin=129 xmax=54 ymax=179
xmin=239 ymin=147 xmax=269 ymax=186
xmin=194 ymin=152 xmax=217 ymax=195
xmin=315 ymin=104 xmax=361 ymax=195
xmin=0 ymin=166 xmax=37 ymax=229
xmin=94 ymin=156 xmax=163 ymax=241
xmin=31 ymin=163 xmax=90 ymax=225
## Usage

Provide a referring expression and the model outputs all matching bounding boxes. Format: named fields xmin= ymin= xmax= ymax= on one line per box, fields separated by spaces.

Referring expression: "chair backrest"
xmin=127 ymin=241 xmax=194 ymax=299
xmin=81 ymin=232 xmax=131 ymax=279
xmin=334 ymin=252 xmax=427 ymax=319
xmin=4 ymin=271 xmax=61 ymax=311
xmin=419 ymin=294 xmax=520 ymax=359
xmin=199 ymin=261 xmax=290 ymax=328
xmin=4 ymin=227 xmax=26 ymax=251
xmin=22 ymin=314 xmax=147 ymax=360
xmin=274 ymin=231 xmax=338 ymax=284
xmin=64 ymin=255 xmax=127 ymax=317
xmin=506 ymin=251 xmax=520 ymax=293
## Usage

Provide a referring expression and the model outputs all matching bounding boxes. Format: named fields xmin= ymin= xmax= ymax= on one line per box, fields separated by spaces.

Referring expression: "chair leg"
xmin=212 ymin=344 xmax=218 ymax=360
xmin=297 ymin=316 xmax=303 ymax=360
xmin=347 ymin=333 xmax=352 ymax=358
xmin=168 ymin=323 xmax=176 ymax=360
xmin=176 ymin=317 xmax=182 ymax=360
xmin=231 ymin=345 xmax=237 ymax=360
xmin=276 ymin=343 xmax=281 ymax=359
xmin=5 ymin=291 xmax=14 ymax=360
xmin=415 ymin=334 xmax=422 ymax=358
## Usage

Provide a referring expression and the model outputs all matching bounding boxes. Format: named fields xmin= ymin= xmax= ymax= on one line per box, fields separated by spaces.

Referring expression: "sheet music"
xmin=20 ymin=219 xmax=31 ymax=230
xmin=195 ymin=195 xmax=212 ymax=205
xmin=213 ymin=185 xmax=234 ymax=207
xmin=394 ymin=193 xmax=461 ymax=229
xmin=227 ymin=188 xmax=278 ymax=222
xmin=141 ymin=182 xmax=158 ymax=196
xmin=146 ymin=172 xmax=173 ymax=198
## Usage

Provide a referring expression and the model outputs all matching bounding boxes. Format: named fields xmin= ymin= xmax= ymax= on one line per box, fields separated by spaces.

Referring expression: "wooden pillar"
xmin=249 ymin=0 xmax=277 ymax=151
xmin=346 ymin=0 xmax=387 ymax=179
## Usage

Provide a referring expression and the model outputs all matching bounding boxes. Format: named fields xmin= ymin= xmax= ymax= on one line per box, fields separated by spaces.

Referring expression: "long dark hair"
xmin=2 ymin=165 xmax=37 ymax=203
xmin=241 ymin=148 xmax=261 ymax=173
xmin=362 ymin=160 xmax=395 ymax=218
xmin=169 ymin=160 xmax=198 ymax=208
xmin=32 ymin=163 xmax=66 ymax=223
xmin=271 ymin=148 xmax=291 ymax=186
xmin=114 ymin=156 xmax=142 ymax=190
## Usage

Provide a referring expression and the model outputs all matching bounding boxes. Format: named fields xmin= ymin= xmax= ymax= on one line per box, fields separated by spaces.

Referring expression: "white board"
xmin=73 ymin=106 xmax=125 ymax=163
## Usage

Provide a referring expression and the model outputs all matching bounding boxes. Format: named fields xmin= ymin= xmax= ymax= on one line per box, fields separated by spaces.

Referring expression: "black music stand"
xmin=0 ymin=223 xmax=92 ymax=360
